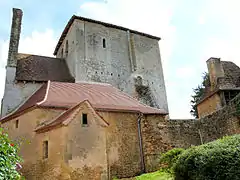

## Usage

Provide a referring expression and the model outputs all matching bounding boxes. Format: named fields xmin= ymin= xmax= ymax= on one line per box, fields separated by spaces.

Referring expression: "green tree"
xmin=0 ymin=128 xmax=22 ymax=179
xmin=190 ymin=72 xmax=210 ymax=118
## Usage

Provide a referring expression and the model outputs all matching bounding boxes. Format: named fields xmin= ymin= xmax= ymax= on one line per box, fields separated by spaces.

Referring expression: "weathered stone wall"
xmin=197 ymin=92 xmax=222 ymax=118
xmin=55 ymin=19 xmax=169 ymax=113
xmin=0 ymin=108 xmax=64 ymax=179
xmin=1 ymin=75 xmax=42 ymax=117
xmin=152 ymin=93 xmax=240 ymax=157
xmin=98 ymin=112 xmax=142 ymax=179
xmin=65 ymin=103 xmax=108 ymax=180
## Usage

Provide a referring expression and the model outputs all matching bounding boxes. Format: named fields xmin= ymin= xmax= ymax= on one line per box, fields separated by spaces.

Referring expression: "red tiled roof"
xmin=39 ymin=81 xmax=166 ymax=114
xmin=1 ymin=81 xmax=167 ymax=122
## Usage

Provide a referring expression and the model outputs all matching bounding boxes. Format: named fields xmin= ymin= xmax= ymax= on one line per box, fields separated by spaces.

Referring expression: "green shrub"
xmin=173 ymin=135 xmax=240 ymax=180
xmin=0 ymin=128 xmax=22 ymax=179
xmin=160 ymin=148 xmax=185 ymax=170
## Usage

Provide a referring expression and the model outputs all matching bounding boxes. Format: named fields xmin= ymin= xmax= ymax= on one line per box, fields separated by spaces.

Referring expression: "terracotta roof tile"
xmin=40 ymin=82 xmax=166 ymax=114
xmin=15 ymin=54 xmax=75 ymax=82
xmin=1 ymin=81 xmax=166 ymax=122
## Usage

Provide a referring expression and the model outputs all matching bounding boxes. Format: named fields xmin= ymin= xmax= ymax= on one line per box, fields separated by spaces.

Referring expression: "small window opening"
xmin=111 ymin=73 xmax=113 ymax=76
xmin=43 ymin=141 xmax=48 ymax=159
xmin=82 ymin=113 xmax=88 ymax=125
xmin=101 ymin=72 xmax=103 ymax=74
xmin=118 ymin=74 xmax=120 ymax=77
xmin=103 ymin=38 xmax=106 ymax=48
xmin=15 ymin=120 xmax=19 ymax=129
xmin=65 ymin=40 xmax=69 ymax=57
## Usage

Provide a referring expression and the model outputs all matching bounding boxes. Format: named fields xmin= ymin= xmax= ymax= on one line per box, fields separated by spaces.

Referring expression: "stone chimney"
xmin=7 ymin=8 xmax=23 ymax=67
xmin=206 ymin=57 xmax=225 ymax=90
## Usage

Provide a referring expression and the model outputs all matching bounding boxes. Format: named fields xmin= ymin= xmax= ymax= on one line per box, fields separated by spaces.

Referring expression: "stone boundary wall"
xmin=158 ymin=93 xmax=240 ymax=149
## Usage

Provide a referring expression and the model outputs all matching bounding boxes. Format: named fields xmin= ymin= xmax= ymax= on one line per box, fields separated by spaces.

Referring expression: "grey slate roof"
xmin=15 ymin=54 xmax=75 ymax=82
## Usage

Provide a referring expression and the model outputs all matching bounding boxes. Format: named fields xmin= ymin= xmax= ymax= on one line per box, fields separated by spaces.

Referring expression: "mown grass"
xmin=135 ymin=170 xmax=173 ymax=180
xmin=114 ymin=170 xmax=173 ymax=180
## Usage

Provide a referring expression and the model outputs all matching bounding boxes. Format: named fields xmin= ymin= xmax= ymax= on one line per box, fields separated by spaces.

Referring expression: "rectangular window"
xmin=82 ymin=113 xmax=88 ymax=125
xmin=15 ymin=120 xmax=19 ymax=129
xmin=43 ymin=141 xmax=48 ymax=159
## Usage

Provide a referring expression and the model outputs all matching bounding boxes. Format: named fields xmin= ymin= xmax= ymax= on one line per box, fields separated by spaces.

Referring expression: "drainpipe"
xmin=137 ymin=112 xmax=145 ymax=173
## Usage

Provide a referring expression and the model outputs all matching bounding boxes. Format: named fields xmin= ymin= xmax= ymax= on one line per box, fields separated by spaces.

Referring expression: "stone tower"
xmin=54 ymin=16 xmax=169 ymax=112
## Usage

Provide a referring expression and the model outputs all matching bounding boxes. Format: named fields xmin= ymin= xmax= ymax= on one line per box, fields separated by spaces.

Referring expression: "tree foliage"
xmin=190 ymin=72 xmax=210 ymax=118
xmin=173 ymin=135 xmax=240 ymax=180
xmin=159 ymin=148 xmax=185 ymax=172
xmin=0 ymin=128 xmax=22 ymax=179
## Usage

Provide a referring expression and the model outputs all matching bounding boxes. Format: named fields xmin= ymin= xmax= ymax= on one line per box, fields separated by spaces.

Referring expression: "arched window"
xmin=65 ymin=40 xmax=69 ymax=57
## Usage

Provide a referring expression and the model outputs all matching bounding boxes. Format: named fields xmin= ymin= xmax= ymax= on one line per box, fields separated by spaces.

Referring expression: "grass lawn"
xmin=116 ymin=170 xmax=173 ymax=180
xmin=135 ymin=170 xmax=173 ymax=180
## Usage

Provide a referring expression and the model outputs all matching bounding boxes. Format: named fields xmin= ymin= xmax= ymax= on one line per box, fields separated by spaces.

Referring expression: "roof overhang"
xmin=53 ymin=15 xmax=161 ymax=55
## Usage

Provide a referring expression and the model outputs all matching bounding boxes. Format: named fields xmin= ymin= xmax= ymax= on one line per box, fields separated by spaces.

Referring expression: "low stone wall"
xmin=159 ymin=93 xmax=240 ymax=149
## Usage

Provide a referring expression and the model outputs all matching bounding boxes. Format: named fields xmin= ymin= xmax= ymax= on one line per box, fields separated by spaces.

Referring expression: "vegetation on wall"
xmin=190 ymin=72 xmax=210 ymax=118
xmin=0 ymin=128 xmax=22 ymax=180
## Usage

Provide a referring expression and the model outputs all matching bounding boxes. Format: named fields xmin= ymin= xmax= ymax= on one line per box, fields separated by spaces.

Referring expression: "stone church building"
xmin=0 ymin=8 xmax=170 ymax=179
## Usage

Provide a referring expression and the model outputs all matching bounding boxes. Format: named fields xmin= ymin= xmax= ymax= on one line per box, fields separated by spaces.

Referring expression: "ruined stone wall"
xmin=153 ymin=93 xmax=240 ymax=157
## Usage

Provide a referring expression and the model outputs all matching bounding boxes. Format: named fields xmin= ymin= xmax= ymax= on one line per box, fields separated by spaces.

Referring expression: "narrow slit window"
xmin=15 ymin=120 xmax=19 ymax=129
xmin=43 ymin=141 xmax=48 ymax=159
xmin=82 ymin=113 xmax=88 ymax=125
xmin=103 ymin=38 xmax=106 ymax=48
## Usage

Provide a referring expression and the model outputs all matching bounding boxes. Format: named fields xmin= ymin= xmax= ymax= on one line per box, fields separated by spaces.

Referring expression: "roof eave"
xmin=53 ymin=15 xmax=161 ymax=55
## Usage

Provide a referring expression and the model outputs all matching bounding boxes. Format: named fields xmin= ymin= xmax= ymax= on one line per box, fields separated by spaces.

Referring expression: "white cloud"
xmin=19 ymin=29 xmax=56 ymax=57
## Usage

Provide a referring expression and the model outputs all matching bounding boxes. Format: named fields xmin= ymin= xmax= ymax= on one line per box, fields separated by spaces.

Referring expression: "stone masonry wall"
xmin=154 ymin=93 xmax=240 ymax=154
xmin=55 ymin=19 xmax=169 ymax=113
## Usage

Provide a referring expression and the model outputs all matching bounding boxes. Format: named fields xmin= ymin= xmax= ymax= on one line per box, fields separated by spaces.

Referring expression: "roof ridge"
xmin=17 ymin=53 xmax=63 ymax=60
xmin=54 ymin=15 xmax=161 ymax=55
xmin=37 ymin=80 xmax=51 ymax=105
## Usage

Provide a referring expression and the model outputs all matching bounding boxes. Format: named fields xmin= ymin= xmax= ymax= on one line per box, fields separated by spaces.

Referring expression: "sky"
xmin=0 ymin=0 xmax=240 ymax=119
